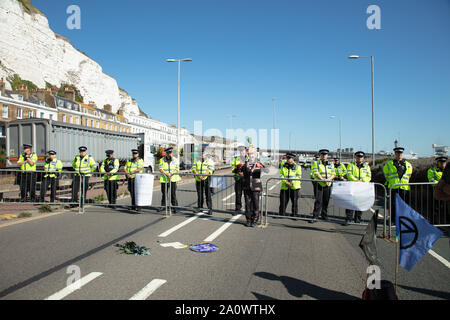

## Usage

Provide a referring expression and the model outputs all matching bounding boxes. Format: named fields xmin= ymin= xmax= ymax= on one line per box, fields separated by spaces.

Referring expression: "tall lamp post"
xmin=349 ymin=54 xmax=375 ymax=165
xmin=227 ymin=114 xmax=236 ymax=130
xmin=167 ymin=58 xmax=192 ymax=160
xmin=272 ymin=98 xmax=277 ymax=159
xmin=329 ymin=116 xmax=342 ymax=159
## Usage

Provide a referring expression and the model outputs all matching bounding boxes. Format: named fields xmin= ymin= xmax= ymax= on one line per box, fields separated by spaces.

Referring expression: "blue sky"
xmin=33 ymin=0 xmax=450 ymax=156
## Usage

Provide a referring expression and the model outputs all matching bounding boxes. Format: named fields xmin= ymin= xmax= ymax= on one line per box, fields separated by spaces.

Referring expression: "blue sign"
xmin=189 ymin=242 xmax=219 ymax=253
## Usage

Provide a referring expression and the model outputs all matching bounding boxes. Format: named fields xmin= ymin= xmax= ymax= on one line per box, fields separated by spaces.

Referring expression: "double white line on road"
xmin=158 ymin=212 xmax=204 ymax=237
xmin=203 ymin=214 xmax=242 ymax=242
xmin=129 ymin=279 xmax=167 ymax=300
xmin=45 ymin=272 xmax=103 ymax=300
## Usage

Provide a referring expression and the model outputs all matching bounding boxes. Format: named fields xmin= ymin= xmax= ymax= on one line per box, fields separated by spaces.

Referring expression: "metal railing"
xmin=388 ymin=182 xmax=450 ymax=238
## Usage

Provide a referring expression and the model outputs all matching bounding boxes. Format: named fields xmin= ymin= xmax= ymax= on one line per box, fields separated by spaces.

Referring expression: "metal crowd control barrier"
xmin=262 ymin=177 xmax=388 ymax=235
xmin=388 ymin=182 xmax=450 ymax=239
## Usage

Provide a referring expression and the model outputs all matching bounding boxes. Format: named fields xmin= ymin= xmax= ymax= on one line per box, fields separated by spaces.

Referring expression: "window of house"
xmin=2 ymin=105 xmax=8 ymax=118
xmin=17 ymin=108 xmax=23 ymax=119
xmin=96 ymin=121 xmax=99 ymax=128
xmin=40 ymin=112 xmax=44 ymax=118
xmin=28 ymin=110 xmax=33 ymax=118
xmin=91 ymin=120 xmax=94 ymax=127
xmin=69 ymin=116 xmax=73 ymax=124
xmin=62 ymin=114 xmax=66 ymax=122
xmin=49 ymin=114 xmax=53 ymax=120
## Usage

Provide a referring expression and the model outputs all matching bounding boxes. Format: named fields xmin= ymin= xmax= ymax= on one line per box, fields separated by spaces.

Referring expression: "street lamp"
xmin=167 ymin=58 xmax=192 ymax=160
xmin=330 ymin=115 xmax=342 ymax=159
xmin=272 ymin=98 xmax=277 ymax=158
xmin=227 ymin=114 xmax=237 ymax=130
xmin=348 ymin=54 xmax=375 ymax=165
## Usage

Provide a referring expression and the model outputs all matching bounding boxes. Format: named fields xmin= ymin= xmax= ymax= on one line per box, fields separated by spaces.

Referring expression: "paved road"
xmin=0 ymin=169 xmax=449 ymax=300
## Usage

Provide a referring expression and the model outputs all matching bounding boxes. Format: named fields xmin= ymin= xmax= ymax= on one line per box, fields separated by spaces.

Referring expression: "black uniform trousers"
xmin=104 ymin=180 xmax=118 ymax=204
xmin=279 ymin=188 xmax=299 ymax=216
xmin=196 ymin=178 xmax=212 ymax=209
xmin=234 ymin=178 xmax=245 ymax=211
xmin=72 ymin=175 xmax=90 ymax=207
xmin=390 ymin=188 xmax=409 ymax=224
xmin=161 ymin=182 xmax=178 ymax=207
xmin=40 ymin=177 xmax=57 ymax=202
xmin=345 ymin=209 xmax=363 ymax=223
xmin=20 ymin=172 xmax=36 ymax=201
xmin=128 ymin=178 xmax=137 ymax=209
xmin=244 ymin=189 xmax=260 ymax=223
xmin=312 ymin=181 xmax=318 ymax=198
xmin=312 ymin=184 xmax=331 ymax=219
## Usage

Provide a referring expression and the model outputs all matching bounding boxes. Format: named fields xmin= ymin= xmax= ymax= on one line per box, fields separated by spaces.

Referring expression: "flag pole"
xmin=395 ymin=236 xmax=399 ymax=295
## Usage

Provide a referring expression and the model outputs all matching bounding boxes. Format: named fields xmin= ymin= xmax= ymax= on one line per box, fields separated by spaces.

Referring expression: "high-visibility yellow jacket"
xmin=427 ymin=167 xmax=443 ymax=185
xmin=310 ymin=160 xmax=318 ymax=178
xmin=18 ymin=152 xmax=38 ymax=171
xmin=159 ymin=157 xmax=181 ymax=183
xmin=232 ymin=155 xmax=248 ymax=180
xmin=334 ymin=163 xmax=347 ymax=180
xmin=100 ymin=158 xmax=120 ymax=181
xmin=383 ymin=159 xmax=413 ymax=190
xmin=192 ymin=159 xmax=214 ymax=182
xmin=72 ymin=154 xmax=97 ymax=176
xmin=43 ymin=158 xmax=63 ymax=178
xmin=346 ymin=162 xmax=371 ymax=182
xmin=280 ymin=163 xmax=302 ymax=190
xmin=125 ymin=158 xmax=145 ymax=179
xmin=312 ymin=160 xmax=335 ymax=187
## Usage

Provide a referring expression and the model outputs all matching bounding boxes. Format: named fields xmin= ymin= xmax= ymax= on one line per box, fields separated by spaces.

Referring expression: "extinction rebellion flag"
xmin=395 ymin=194 xmax=443 ymax=271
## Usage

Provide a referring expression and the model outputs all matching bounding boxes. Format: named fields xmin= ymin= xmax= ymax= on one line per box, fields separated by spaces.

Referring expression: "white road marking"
xmin=269 ymin=181 xmax=281 ymax=191
xmin=429 ymin=249 xmax=450 ymax=269
xmin=158 ymin=213 xmax=204 ymax=237
xmin=129 ymin=279 xmax=167 ymax=300
xmin=160 ymin=242 xmax=187 ymax=249
xmin=45 ymin=272 xmax=103 ymax=300
xmin=203 ymin=214 xmax=242 ymax=242
xmin=222 ymin=192 xmax=235 ymax=201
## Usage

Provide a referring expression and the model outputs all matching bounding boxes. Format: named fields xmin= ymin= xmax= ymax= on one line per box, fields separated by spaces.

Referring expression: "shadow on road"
xmin=254 ymin=271 xmax=359 ymax=300
xmin=399 ymin=284 xmax=450 ymax=300
xmin=251 ymin=291 xmax=278 ymax=300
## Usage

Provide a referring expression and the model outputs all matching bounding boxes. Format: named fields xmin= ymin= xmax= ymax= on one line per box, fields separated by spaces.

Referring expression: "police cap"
xmin=23 ymin=144 xmax=32 ymax=149
xmin=105 ymin=150 xmax=114 ymax=155
xmin=334 ymin=157 xmax=340 ymax=161
xmin=355 ymin=151 xmax=365 ymax=157
xmin=436 ymin=156 xmax=448 ymax=162
xmin=79 ymin=146 xmax=87 ymax=152
xmin=165 ymin=147 xmax=173 ymax=153
xmin=393 ymin=147 xmax=405 ymax=153
xmin=131 ymin=149 xmax=139 ymax=154
xmin=286 ymin=153 xmax=295 ymax=159
xmin=319 ymin=149 xmax=329 ymax=155
xmin=48 ymin=150 xmax=57 ymax=155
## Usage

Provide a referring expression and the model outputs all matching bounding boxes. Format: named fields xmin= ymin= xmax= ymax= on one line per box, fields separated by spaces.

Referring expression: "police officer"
xmin=237 ymin=147 xmax=267 ymax=227
xmin=428 ymin=156 xmax=447 ymax=184
xmin=17 ymin=144 xmax=38 ymax=202
xmin=125 ymin=149 xmax=145 ymax=212
xmin=310 ymin=149 xmax=335 ymax=223
xmin=192 ymin=151 xmax=214 ymax=215
xmin=310 ymin=154 xmax=320 ymax=198
xmin=344 ymin=151 xmax=372 ymax=225
xmin=279 ymin=153 xmax=302 ymax=217
xmin=39 ymin=150 xmax=62 ymax=203
xmin=334 ymin=157 xmax=347 ymax=181
xmin=231 ymin=146 xmax=248 ymax=215
xmin=383 ymin=147 xmax=413 ymax=222
xmin=158 ymin=147 xmax=181 ymax=213
xmin=100 ymin=150 xmax=120 ymax=207
xmin=71 ymin=146 xmax=97 ymax=207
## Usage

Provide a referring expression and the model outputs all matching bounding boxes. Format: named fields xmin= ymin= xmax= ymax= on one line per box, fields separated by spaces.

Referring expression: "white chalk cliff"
xmin=0 ymin=0 xmax=143 ymax=116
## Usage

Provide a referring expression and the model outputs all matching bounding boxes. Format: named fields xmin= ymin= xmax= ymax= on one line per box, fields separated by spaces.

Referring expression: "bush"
xmin=18 ymin=212 xmax=32 ymax=218
xmin=7 ymin=74 xmax=38 ymax=91
xmin=93 ymin=194 xmax=105 ymax=203
xmin=39 ymin=205 xmax=52 ymax=213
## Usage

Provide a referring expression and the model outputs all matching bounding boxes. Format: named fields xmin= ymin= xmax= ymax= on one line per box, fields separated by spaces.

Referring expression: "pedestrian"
xmin=279 ymin=153 xmax=302 ymax=217
xmin=71 ymin=146 xmax=97 ymax=208
xmin=192 ymin=151 xmax=214 ymax=215
xmin=100 ymin=150 xmax=120 ymax=207
xmin=39 ymin=150 xmax=62 ymax=203
xmin=427 ymin=156 xmax=447 ymax=184
xmin=158 ymin=147 xmax=181 ymax=213
xmin=310 ymin=149 xmax=336 ymax=223
xmin=334 ymin=157 xmax=347 ymax=181
xmin=125 ymin=149 xmax=145 ymax=212
xmin=231 ymin=146 xmax=248 ymax=215
xmin=383 ymin=147 xmax=413 ymax=223
xmin=237 ymin=147 xmax=267 ymax=227
xmin=428 ymin=156 xmax=448 ymax=224
xmin=344 ymin=151 xmax=372 ymax=225
xmin=17 ymin=144 xmax=38 ymax=202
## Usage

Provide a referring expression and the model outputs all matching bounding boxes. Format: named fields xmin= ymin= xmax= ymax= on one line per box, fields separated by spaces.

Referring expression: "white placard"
xmin=331 ymin=181 xmax=375 ymax=211
xmin=210 ymin=176 xmax=227 ymax=189
xmin=135 ymin=174 xmax=154 ymax=206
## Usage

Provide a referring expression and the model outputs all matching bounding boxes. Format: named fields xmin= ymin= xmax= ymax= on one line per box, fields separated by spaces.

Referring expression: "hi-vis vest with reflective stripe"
xmin=44 ymin=159 xmax=63 ymax=178
xmin=192 ymin=159 xmax=214 ymax=182
xmin=125 ymin=158 xmax=145 ymax=179
xmin=312 ymin=161 xmax=335 ymax=187
xmin=310 ymin=160 xmax=318 ymax=178
xmin=334 ymin=163 xmax=346 ymax=179
xmin=346 ymin=162 xmax=371 ymax=182
xmin=280 ymin=163 xmax=302 ymax=190
xmin=18 ymin=153 xmax=38 ymax=171
xmin=100 ymin=158 xmax=120 ymax=180
xmin=427 ymin=167 xmax=442 ymax=185
xmin=232 ymin=155 xmax=248 ymax=180
xmin=383 ymin=160 xmax=412 ymax=190
xmin=159 ymin=157 xmax=181 ymax=183
xmin=72 ymin=154 xmax=97 ymax=176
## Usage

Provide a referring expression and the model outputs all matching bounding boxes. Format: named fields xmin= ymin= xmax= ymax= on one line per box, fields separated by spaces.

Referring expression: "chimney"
xmin=16 ymin=84 xmax=29 ymax=100
xmin=103 ymin=104 xmax=112 ymax=112
xmin=88 ymin=101 xmax=96 ymax=107
xmin=36 ymin=88 xmax=56 ymax=108
xmin=0 ymin=78 xmax=5 ymax=96
xmin=64 ymin=87 xmax=75 ymax=101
